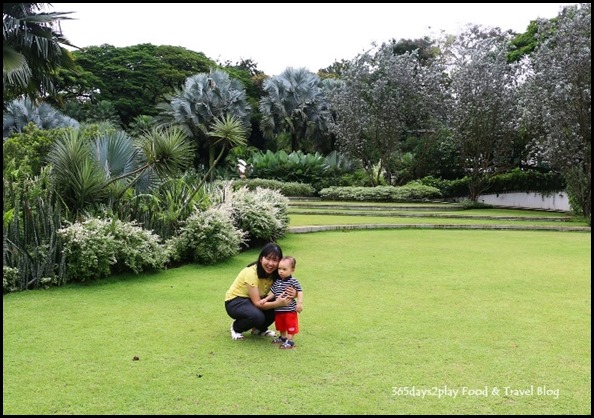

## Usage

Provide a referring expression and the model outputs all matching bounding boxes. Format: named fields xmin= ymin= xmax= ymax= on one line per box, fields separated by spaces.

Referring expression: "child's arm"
xmin=259 ymin=291 xmax=274 ymax=306
xmin=296 ymin=290 xmax=304 ymax=312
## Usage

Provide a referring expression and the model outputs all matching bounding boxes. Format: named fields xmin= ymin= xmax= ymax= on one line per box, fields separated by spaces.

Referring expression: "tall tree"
xmin=507 ymin=15 xmax=561 ymax=63
xmin=67 ymin=44 xmax=218 ymax=126
xmin=3 ymin=3 xmax=75 ymax=102
xmin=519 ymin=3 xmax=591 ymax=223
xmin=259 ymin=67 xmax=331 ymax=152
xmin=442 ymin=26 xmax=519 ymax=201
xmin=388 ymin=36 xmax=439 ymax=65
xmin=318 ymin=59 xmax=351 ymax=79
xmin=327 ymin=45 xmax=440 ymax=185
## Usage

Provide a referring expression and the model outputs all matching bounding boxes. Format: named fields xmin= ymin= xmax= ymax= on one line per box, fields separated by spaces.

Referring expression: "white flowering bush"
xmin=107 ymin=219 xmax=168 ymax=274
xmin=166 ymin=206 xmax=247 ymax=265
xmin=222 ymin=186 xmax=289 ymax=242
xmin=3 ymin=266 xmax=20 ymax=294
xmin=57 ymin=218 xmax=167 ymax=282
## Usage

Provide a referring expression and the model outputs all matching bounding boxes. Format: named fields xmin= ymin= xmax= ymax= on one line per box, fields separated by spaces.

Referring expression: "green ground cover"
xmin=3 ymin=230 xmax=590 ymax=414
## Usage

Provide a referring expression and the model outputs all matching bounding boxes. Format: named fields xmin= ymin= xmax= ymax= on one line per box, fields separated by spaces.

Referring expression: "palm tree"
xmin=127 ymin=114 xmax=157 ymax=138
xmin=3 ymin=97 xmax=79 ymax=140
xmin=3 ymin=3 xmax=75 ymax=102
xmin=157 ymin=69 xmax=252 ymax=175
xmin=259 ymin=67 xmax=331 ymax=152
xmin=156 ymin=114 xmax=247 ymax=211
xmin=199 ymin=114 xmax=248 ymax=185
xmin=47 ymin=126 xmax=194 ymax=212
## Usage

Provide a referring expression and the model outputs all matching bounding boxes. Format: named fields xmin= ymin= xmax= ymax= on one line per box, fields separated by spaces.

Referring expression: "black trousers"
xmin=225 ymin=297 xmax=275 ymax=333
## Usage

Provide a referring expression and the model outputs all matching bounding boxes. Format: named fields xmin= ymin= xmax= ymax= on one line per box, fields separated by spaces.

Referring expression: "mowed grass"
xmin=287 ymin=201 xmax=590 ymax=229
xmin=2 ymin=230 xmax=591 ymax=414
xmin=288 ymin=213 xmax=586 ymax=228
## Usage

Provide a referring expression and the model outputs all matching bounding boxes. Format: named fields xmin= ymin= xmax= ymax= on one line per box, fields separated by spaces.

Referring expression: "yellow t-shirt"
xmin=224 ymin=265 xmax=274 ymax=302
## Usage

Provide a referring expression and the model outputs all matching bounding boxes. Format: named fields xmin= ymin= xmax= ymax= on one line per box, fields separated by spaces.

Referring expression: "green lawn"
xmin=287 ymin=202 xmax=590 ymax=230
xmin=288 ymin=213 xmax=584 ymax=227
xmin=3 ymin=230 xmax=591 ymax=414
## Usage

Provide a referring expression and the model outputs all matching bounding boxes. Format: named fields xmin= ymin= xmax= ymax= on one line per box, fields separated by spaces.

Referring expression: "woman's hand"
xmin=277 ymin=294 xmax=292 ymax=306
xmin=283 ymin=286 xmax=297 ymax=299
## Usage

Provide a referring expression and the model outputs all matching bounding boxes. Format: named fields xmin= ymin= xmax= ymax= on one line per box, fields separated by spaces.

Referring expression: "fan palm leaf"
xmin=157 ymin=69 xmax=252 ymax=173
xmin=47 ymin=126 xmax=194 ymax=213
xmin=259 ymin=67 xmax=331 ymax=151
xmin=135 ymin=126 xmax=195 ymax=179
xmin=3 ymin=96 xmax=79 ymax=140
xmin=47 ymin=129 xmax=106 ymax=210
xmin=193 ymin=114 xmax=248 ymax=193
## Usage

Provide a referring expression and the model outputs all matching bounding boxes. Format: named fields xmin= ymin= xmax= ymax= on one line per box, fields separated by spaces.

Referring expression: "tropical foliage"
xmin=3 ymin=97 xmax=79 ymax=139
xmin=3 ymin=3 xmax=75 ymax=101
xmin=4 ymin=124 xmax=70 ymax=176
xmin=259 ymin=67 xmax=332 ymax=152
xmin=158 ymin=70 xmax=251 ymax=176
xmin=46 ymin=125 xmax=194 ymax=212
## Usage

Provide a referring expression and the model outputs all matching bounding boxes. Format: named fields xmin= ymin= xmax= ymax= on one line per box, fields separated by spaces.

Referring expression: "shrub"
xmin=251 ymin=150 xmax=327 ymax=185
xmin=247 ymin=149 xmax=361 ymax=191
xmin=3 ymin=266 xmax=20 ymax=294
xmin=392 ymin=182 xmax=443 ymax=200
xmin=108 ymin=221 xmax=168 ymax=274
xmin=3 ymin=124 xmax=71 ymax=177
xmin=229 ymin=178 xmax=315 ymax=197
xmin=58 ymin=218 xmax=167 ymax=282
xmin=488 ymin=168 xmax=565 ymax=193
xmin=222 ymin=186 xmax=290 ymax=243
xmin=318 ymin=183 xmax=441 ymax=202
xmin=165 ymin=207 xmax=247 ymax=265
xmin=316 ymin=168 xmax=371 ymax=190
xmin=458 ymin=198 xmax=493 ymax=209
xmin=420 ymin=169 xmax=567 ymax=199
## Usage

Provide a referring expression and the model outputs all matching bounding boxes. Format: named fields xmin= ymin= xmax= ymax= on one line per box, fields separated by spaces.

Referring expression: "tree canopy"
xmin=68 ymin=44 xmax=218 ymax=126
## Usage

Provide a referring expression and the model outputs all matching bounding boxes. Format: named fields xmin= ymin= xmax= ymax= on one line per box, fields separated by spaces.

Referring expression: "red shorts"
xmin=274 ymin=311 xmax=299 ymax=335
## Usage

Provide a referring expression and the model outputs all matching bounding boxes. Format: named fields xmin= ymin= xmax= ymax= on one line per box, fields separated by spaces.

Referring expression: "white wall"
xmin=475 ymin=191 xmax=570 ymax=212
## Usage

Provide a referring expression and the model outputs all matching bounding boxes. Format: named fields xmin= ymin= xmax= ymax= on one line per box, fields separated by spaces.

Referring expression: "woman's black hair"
xmin=248 ymin=242 xmax=283 ymax=279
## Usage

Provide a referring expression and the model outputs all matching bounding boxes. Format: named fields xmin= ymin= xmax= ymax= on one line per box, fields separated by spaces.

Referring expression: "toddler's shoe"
xmin=279 ymin=340 xmax=295 ymax=349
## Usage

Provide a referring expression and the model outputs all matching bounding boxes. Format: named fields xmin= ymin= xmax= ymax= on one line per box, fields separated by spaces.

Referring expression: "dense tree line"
xmin=3 ymin=2 xmax=591 ymax=224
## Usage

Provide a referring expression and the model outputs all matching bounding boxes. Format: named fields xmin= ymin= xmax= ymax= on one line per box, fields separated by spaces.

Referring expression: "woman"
xmin=224 ymin=242 xmax=295 ymax=340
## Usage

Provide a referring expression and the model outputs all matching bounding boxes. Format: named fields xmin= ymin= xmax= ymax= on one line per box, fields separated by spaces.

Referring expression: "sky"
xmin=51 ymin=3 xmax=574 ymax=76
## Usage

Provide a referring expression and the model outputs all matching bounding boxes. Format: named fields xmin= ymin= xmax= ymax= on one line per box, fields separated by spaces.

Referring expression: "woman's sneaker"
xmin=251 ymin=328 xmax=277 ymax=337
xmin=279 ymin=340 xmax=295 ymax=349
xmin=230 ymin=326 xmax=244 ymax=340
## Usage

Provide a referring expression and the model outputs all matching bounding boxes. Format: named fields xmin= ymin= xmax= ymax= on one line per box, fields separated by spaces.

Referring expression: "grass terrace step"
xmin=289 ymin=199 xmax=464 ymax=211
xmin=288 ymin=223 xmax=592 ymax=233
xmin=287 ymin=209 xmax=573 ymax=222
xmin=286 ymin=198 xmax=590 ymax=232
